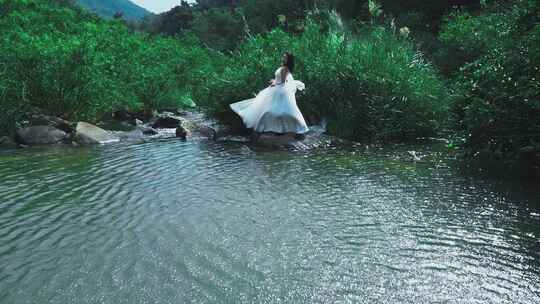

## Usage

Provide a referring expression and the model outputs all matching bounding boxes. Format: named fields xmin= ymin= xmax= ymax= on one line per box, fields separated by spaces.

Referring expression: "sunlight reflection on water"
xmin=0 ymin=139 xmax=539 ymax=303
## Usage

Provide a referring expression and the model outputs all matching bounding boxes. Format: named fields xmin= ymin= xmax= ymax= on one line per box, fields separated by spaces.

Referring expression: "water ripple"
xmin=0 ymin=140 xmax=539 ymax=303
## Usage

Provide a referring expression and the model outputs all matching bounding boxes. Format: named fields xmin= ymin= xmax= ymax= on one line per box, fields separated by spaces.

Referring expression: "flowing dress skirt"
xmin=230 ymin=82 xmax=309 ymax=134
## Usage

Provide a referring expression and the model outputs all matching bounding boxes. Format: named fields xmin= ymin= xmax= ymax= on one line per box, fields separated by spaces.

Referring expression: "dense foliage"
xmin=196 ymin=17 xmax=447 ymax=141
xmin=0 ymin=0 xmax=214 ymax=133
xmin=440 ymin=0 xmax=540 ymax=172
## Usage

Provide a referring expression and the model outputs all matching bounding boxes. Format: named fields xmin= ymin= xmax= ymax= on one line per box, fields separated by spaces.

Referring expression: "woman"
xmin=230 ymin=52 xmax=309 ymax=138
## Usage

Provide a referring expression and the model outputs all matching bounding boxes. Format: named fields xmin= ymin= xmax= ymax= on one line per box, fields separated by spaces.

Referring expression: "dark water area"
xmin=0 ymin=139 xmax=539 ymax=303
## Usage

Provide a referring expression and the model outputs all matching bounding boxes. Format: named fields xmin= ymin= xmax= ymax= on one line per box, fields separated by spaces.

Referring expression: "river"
xmin=0 ymin=138 xmax=539 ymax=303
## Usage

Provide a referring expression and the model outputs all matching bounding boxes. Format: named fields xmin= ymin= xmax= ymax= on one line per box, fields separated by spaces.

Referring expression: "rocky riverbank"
xmin=0 ymin=109 xmax=337 ymax=151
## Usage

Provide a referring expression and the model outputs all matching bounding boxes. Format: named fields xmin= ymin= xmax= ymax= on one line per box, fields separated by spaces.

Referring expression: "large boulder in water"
xmin=254 ymin=127 xmax=334 ymax=150
xmin=255 ymin=133 xmax=300 ymax=149
xmin=14 ymin=126 xmax=67 ymax=145
xmin=75 ymin=122 xmax=119 ymax=144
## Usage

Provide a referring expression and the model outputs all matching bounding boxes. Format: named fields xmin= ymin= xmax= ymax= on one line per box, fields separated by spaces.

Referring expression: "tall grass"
xmin=196 ymin=15 xmax=448 ymax=141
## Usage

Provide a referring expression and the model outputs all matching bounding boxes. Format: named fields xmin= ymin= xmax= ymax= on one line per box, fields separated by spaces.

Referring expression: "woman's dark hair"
xmin=284 ymin=52 xmax=295 ymax=73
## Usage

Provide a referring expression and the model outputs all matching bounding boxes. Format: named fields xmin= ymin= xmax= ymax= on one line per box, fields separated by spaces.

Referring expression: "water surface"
xmin=1 ymin=139 xmax=539 ymax=303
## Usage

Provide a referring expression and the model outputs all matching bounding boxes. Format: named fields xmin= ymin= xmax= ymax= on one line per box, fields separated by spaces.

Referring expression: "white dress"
xmin=230 ymin=67 xmax=309 ymax=134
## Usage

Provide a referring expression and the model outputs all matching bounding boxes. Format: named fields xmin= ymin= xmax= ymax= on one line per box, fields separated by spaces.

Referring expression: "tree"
xmin=157 ymin=1 xmax=194 ymax=36
xmin=191 ymin=7 xmax=245 ymax=50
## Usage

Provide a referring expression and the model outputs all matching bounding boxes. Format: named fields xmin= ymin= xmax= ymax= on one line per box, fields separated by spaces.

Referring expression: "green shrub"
xmin=439 ymin=0 xmax=537 ymax=72
xmin=191 ymin=7 xmax=245 ymax=51
xmin=442 ymin=0 xmax=540 ymax=173
xmin=196 ymin=18 xmax=448 ymax=141
xmin=0 ymin=0 xmax=215 ymax=134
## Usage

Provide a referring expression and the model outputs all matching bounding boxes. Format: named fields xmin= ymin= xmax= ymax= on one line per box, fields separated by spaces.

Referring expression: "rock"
xmin=191 ymin=125 xmax=216 ymax=140
xmin=160 ymin=108 xmax=188 ymax=115
xmin=14 ymin=126 xmax=67 ymax=145
xmin=137 ymin=126 xmax=159 ymax=136
xmin=75 ymin=122 xmax=119 ymax=144
xmin=117 ymin=129 xmax=145 ymax=141
xmin=216 ymin=135 xmax=251 ymax=144
xmin=113 ymin=110 xmax=133 ymax=122
xmin=135 ymin=119 xmax=143 ymax=126
xmin=160 ymin=111 xmax=176 ymax=117
xmin=255 ymin=133 xmax=298 ymax=149
xmin=119 ymin=121 xmax=137 ymax=130
xmin=176 ymin=126 xmax=188 ymax=139
xmin=30 ymin=114 xmax=74 ymax=133
xmin=64 ymin=131 xmax=75 ymax=143
xmin=253 ymin=130 xmax=334 ymax=151
xmin=214 ymin=125 xmax=237 ymax=140
xmin=152 ymin=115 xmax=182 ymax=129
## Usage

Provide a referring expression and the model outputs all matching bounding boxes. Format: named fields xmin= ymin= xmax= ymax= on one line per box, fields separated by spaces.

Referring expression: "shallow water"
xmin=1 ymin=139 xmax=539 ymax=303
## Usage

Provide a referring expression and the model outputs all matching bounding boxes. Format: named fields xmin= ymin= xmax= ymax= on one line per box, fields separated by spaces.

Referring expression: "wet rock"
xmin=137 ymin=125 xmax=159 ymax=136
xmin=152 ymin=116 xmax=182 ymax=129
xmin=15 ymin=126 xmax=67 ymax=145
xmin=174 ymin=111 xmax=231 ymax=140
xmin=191 ymin=125 xmax=216 ymax=140
xmin=214 ymin=125 xmax=238 ymax=140
xmin=75 ymin=122 xmax=119 ymax=144
xmin=117 ymin=129 xmax=145 ymax=141
xmin=255 ymin=133 xmax=299 ymax=149
xmin=216 ymin=135 xmax=251 ymax=144
xmin=176 ymin=126 xmax=187 ymax=139
xmin=253 ymin=129 xmax=334 ymax=151
xmin=119 ymin=121 xmax=137 ymax=130
xmin=159 ymin=108 xmax=185 ymax=115
xmin=29 ymin=114 xmax=74 ymax=133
